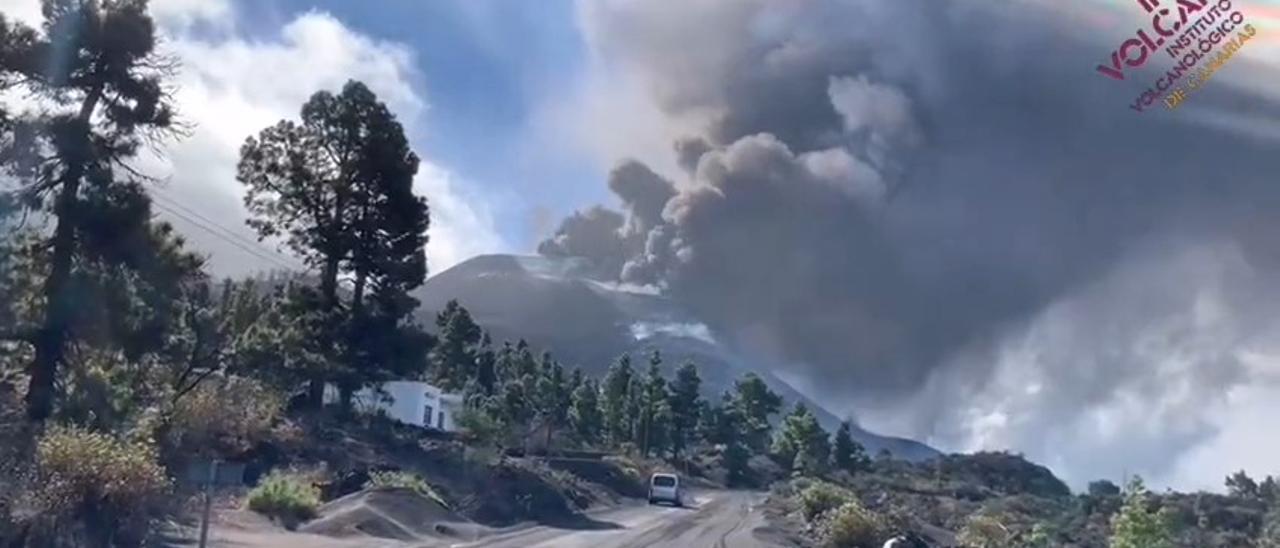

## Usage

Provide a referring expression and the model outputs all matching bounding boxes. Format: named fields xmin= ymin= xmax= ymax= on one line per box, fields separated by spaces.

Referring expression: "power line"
xmin=151 ymin=200 xmax=297 ymax=271
xmin=150 ymin=189 xmax=292 ymax=261
xmin=149 ymin=187 xmax=306 ymax=272
xmin=149 ymin=198 xmax=302 ymax=272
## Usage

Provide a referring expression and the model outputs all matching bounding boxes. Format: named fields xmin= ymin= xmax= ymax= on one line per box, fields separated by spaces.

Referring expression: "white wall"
xmin=325 ymin=380 xmax=459 ymax=431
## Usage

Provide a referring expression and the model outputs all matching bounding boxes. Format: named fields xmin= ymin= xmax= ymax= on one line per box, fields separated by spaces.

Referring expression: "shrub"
xmin=166 ymin=375 xmax=282 ymax=456
xmin=800 ymin=481 xmax=855 ymax=522
xmin=247 ymin=471 xmax=320 ymax=527
xmin=957 ymin=511 xmax=1016 ymax=548
xmin=365 ymin=470 xmax=449 ymax=509
xmin=34 ymin=425 xmax=170 ymax=544
xmin=456 ymin=406 xmax=509 ymax=449
xmin=1260 ymin=508 xmax=1280 ymax=548
xmin=1109 ymin=476 xmax=1177 ymax=548
xmin=821 ymin=501 xmax=887 ymax=547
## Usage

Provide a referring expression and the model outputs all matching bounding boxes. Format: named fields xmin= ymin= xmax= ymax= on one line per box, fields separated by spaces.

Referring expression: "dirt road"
xmin=167 ymin=489 xmax=798 ymax=548
xmin=447 ymin=490 xmax=796 ymax=548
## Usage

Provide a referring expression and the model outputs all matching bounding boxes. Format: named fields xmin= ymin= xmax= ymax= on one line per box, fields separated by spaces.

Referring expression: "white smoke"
xmin=872 ymin=236 xmax=1280 ymax=490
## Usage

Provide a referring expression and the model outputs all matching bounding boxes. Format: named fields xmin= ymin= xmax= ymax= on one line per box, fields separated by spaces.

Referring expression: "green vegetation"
xmin=164 ymin=374 xmax=283 ymax=456
xmin=246 ymin=471 xmax=322 ymax=526
xmin=956 ymin=511 xmax=1016 ymax=548
xmin=1109 ymin=476 xmax=1177 ymax=548
xmin=365 ymin=470 xmax=449 ymax=508
xmin=771 ymin=456 xmax=1280 ymax=547
xmin=772 ymin=402 xmax=831 ymax=477
xmin=832 ymin=421 xmax=871 ymax=475
xmin=799 ymin=480 xmax=855 ymax=521
xmin=820 ymin=501 xmax=888 ymax=548
xmin=238 ymin=79 xmax=432 ymax=409
xmin=34 ymin=426 xmax=170 ymax=543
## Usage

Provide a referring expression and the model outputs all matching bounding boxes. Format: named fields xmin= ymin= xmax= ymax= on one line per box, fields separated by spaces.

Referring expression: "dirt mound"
xmin=300 ymin=487 xmax=481 ymax=541
xmin=548 ymin=458 xmax=646 ymax=499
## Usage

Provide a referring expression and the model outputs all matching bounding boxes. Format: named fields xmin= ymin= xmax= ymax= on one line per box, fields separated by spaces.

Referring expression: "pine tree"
xmin=625 ymin=376 xmax=644 ymax=452
xmin=701 ymin=391 xmax=742 ymax=446
xmin=497 ymin=371 xmax=532 ymax=426
xmin=570 ymin=378 xmax=603 ymax=445
xmin=474 ymin=332 xmax=497 ymax=395
xmin=772 ymin=402 xmax=829 ymax=476
xmin=238 ymin=111 xmax=344 ymax=407
xmin=239 ymin=80 xmax=431 ymax=408
xmin=600 ymin=353 xmax=634 ymax=446
xmin=513 ymin=339 xmax=539 ymax=379
xmin=1226 ymin=470 xmax=1260 ymax=499
xmin=667 ymin=361 xmax=702 ymax=459
xmin=429 ymin=299 xmax=482 ymax=390
xmin=0 ymin=0 xmax=183 ymax=420
xmin=732 ymin=373 xmax=782 ymax=452
xmin=832 ymin=421 xmax=870 ymax=474
xmin=638 ymin=350 xmax=669 ymax=457
xmin=313 ymin=81 xmax=430 ymax=405
xmin=723 ymin=440 xmax=750 ymax=487
xmin=567 ymin=366 xmax=584 ymax=401
xmin=533 ymin=352 xmax=569 ymax=451
xmin=494 ymin=341 xmax=517 ymax=383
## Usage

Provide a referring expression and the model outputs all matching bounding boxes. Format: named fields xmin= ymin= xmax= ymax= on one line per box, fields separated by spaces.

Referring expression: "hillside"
xmin=415 ymin=254 xmax=939 ymax=461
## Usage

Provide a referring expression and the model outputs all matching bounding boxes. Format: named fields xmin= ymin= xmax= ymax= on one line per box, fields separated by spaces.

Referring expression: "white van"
xmin=648 ymin=473 xmax=683 ymax=506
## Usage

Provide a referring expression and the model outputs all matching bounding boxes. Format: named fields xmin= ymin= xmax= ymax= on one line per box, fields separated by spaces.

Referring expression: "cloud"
xmin=150 ymin=0 xmax=232 ymax=31
xmin=1 ymin=0 xmax=503 ymax=277
xmin=549 ymin=0 xmax=1280 ymax=488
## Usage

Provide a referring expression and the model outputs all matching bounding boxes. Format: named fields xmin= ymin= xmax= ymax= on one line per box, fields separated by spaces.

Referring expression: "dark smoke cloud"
xmin=608 ymin=160 xmax=675 ymax=239
xmin=552 ymin=0 xmax=1280 ymax=485
xmin=536 ymin=205 xmax=626 ymax=276
xmin=673 ymin=136 xmax=711 ymax=175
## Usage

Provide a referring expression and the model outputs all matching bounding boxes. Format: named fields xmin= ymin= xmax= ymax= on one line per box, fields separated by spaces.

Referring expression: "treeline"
xmin=428 ymin=300 xmax=872 ymax=484
xmin=0 ymin=9 xmax=433 ymax=422
xmin=0 ymin=1 xmax=434 ymax=544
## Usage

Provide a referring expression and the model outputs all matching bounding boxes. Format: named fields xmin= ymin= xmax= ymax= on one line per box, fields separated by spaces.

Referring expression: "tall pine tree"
xmin=667 ymin=361 xmax=703 ymax=459
xmin=732 ymin=373 xmax=782 ymax=452
xmin=600 ymin=353 xmax=634 ymax=446
xmin=1 ymin=0 xmax=183 ymax=420
xmin=570 ymin=377 xmax=603 ymax=445
xmin=321 ymin=81 xmax=430 ymax=402
xmin=430 ymin=299 xmax=482 ymax=390
xmin=239 ymin=80 xmax=430 ymax=407
xmin=638 ymin=350 xmax=669 ymax=457
xmin=772 ymin=402 xmax=829 ymax=477
xmin=832 ymin=420 xmax=870 ymax=474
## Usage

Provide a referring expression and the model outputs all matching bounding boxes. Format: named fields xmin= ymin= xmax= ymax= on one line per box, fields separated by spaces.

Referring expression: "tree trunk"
xmin=641 ymin=409 xmax=651 ymax=457
xmin=25 ymin=85 xmax=102 ymax=421
xmin=25 ymin=204 xmax=75 ymax=420
xmin=81 ymin=500 xmax=113 ymax=548
xmin=339 ymin=382 xmax=354 ymax=412
xmin=310 ymin=244 xmax=342 ymax=409
xmin=308 ymin=378 xmax=325 ymax=409
xmin=340 ymin=266 xmax=367 ymax=414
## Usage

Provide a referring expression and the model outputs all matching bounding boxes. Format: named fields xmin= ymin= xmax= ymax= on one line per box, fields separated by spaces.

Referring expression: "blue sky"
xmin=230 ymin=0 xmax=606 ymax=254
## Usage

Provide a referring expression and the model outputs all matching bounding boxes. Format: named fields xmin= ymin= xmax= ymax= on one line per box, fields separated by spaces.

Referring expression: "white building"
xmin=324 ymin=381 xmax=463 ymax=431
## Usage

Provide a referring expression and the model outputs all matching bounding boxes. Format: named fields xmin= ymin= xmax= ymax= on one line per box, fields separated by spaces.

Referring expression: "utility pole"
xmin=198 ymin=460 xmax=218 ymax=548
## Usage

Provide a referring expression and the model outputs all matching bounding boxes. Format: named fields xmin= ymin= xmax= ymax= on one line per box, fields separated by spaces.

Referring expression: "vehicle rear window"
xmin=653 ymin=475 xmax=676 ymax=487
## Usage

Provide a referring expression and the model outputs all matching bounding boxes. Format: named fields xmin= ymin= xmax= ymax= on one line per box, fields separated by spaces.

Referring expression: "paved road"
xmin=448 ymin=490 xmax=791 ymax=548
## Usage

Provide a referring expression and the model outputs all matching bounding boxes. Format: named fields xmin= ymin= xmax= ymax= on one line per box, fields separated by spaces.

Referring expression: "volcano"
xmin=415 ymin=254 xmax=939 ymax=461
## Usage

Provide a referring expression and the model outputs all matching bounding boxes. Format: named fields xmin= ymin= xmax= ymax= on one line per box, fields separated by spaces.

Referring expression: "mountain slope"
xmin=415 ymin=254 xmax=939 ymax=461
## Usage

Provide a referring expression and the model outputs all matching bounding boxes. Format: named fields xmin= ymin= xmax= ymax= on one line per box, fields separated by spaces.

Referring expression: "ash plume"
xmin=544 ymin=0 xmax=1280 ymax=486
